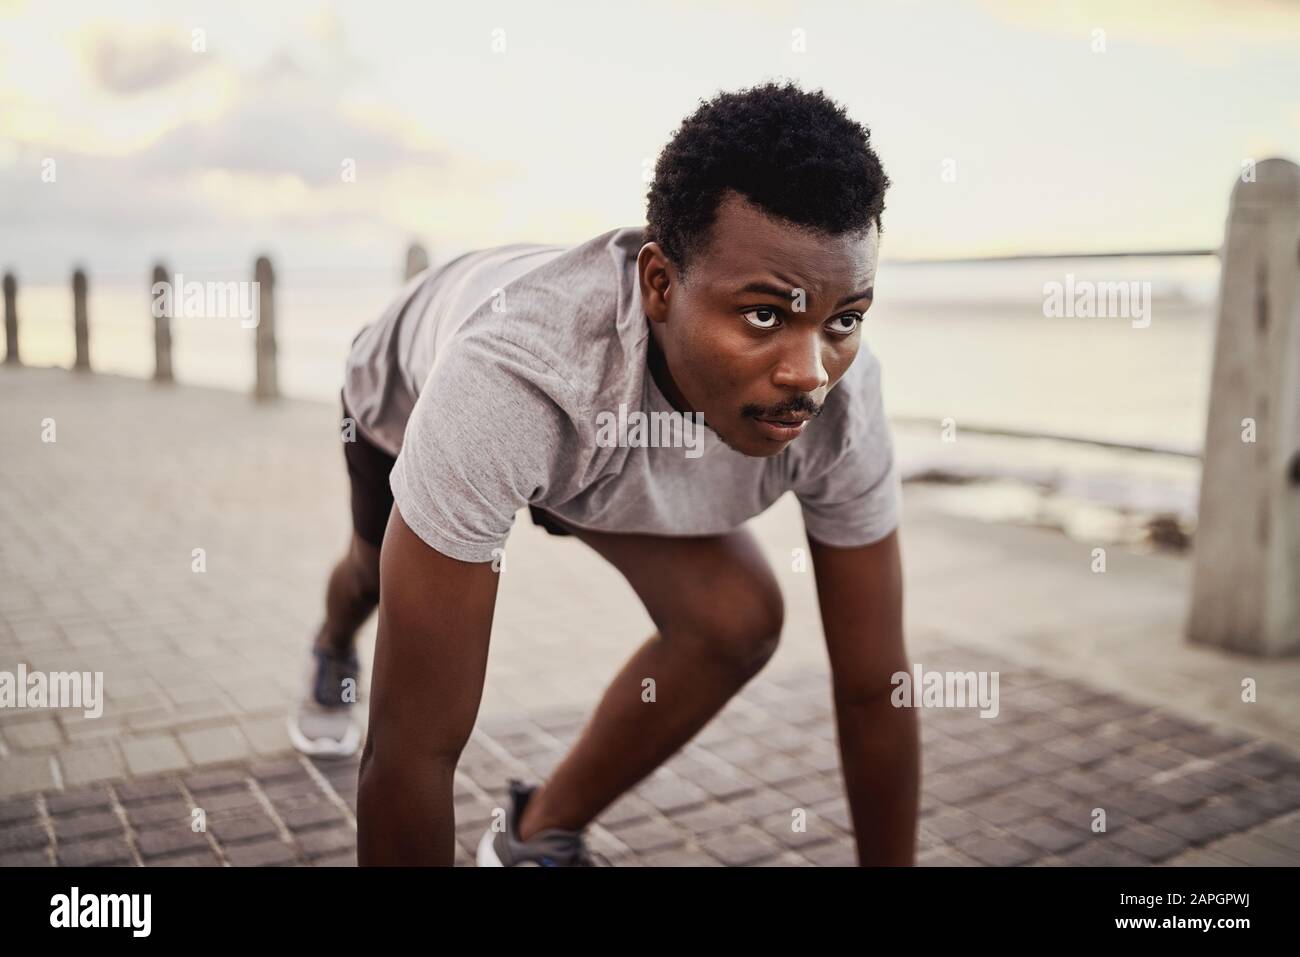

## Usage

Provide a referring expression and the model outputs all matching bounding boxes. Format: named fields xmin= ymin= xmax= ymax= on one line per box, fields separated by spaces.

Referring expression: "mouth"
xmin=752 ymin=415 xmax=810 ymax=442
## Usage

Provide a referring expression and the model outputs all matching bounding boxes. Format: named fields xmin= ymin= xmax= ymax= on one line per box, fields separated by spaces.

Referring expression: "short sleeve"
xmin=389 ymin=334 xmax=580 ymax=562
xmin=793 ymin=349 xmax=902 ymax=548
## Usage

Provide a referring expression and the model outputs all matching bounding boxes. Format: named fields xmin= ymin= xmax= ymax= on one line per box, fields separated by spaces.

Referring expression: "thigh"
xmin=551 ymin=516 xmax=784 ymax=645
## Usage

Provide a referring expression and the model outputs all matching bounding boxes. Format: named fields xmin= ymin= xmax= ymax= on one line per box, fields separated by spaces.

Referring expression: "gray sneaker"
xmin=476 ymin=779 xmax=603 ymax=867
xmin=287 ymin=647 xmax=362 ymax=758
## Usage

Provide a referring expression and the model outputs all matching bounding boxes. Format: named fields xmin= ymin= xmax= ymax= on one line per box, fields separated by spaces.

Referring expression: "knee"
xmin=672 ymin=577 xmax=784 ymax=680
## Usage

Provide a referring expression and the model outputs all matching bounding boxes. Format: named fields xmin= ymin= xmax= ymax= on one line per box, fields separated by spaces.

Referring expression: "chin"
xmin=715 ymin=426 xmax=788 ymax=458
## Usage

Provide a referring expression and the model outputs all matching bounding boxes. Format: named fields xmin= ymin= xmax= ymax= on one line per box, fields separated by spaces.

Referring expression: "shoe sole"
xmin=475 ymin=829 xmax=504 ymax=867
xmin=286 ymin=715 xmax=361 ymax=758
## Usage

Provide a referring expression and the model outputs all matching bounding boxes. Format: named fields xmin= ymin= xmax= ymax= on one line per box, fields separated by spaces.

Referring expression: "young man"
xmin=290 ymin=81 xmax=918 ymax=866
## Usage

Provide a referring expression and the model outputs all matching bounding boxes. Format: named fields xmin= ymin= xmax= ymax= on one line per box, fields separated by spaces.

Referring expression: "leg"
xmin=313 ymin=531 xmax=381 ymax=655
xmin=517 ymin=524 xmax=783 ymax=840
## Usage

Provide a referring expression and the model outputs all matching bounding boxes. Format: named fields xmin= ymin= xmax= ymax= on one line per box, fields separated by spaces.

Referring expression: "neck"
xmin=645 ymin=321 xmax=694 ymax=416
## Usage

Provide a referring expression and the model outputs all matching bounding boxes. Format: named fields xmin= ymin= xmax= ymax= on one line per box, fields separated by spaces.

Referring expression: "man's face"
xmin=640 ymin=190 xmax=879 ymax=457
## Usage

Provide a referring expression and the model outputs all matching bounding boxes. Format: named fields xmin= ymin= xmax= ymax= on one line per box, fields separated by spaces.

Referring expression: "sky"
xmin=2 ymin=0 xmax=1299 ymax=282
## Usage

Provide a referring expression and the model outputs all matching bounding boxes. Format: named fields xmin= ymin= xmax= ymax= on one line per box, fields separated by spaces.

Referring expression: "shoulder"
xmin=452 ymin=225 xmax=647 ymax=417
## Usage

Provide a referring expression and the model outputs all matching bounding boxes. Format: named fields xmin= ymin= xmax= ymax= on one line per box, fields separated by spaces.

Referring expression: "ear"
xmin=637 ymin=242 xmax=675 ymax=325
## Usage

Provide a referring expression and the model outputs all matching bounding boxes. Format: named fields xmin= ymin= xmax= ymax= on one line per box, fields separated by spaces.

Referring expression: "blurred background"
xmin=5 ymin=0 xmax=1300 ymax=545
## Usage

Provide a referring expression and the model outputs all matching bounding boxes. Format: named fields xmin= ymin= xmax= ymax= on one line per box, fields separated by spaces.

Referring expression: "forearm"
xmin=834 ymin=688 xmax=920 ymax=865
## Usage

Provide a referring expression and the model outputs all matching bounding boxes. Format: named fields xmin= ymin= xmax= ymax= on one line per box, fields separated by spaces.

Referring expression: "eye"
xmin=826 ymin=313 xmax=863 ymax=335
xmin=742 ymin=307 xmax=780 ymax=330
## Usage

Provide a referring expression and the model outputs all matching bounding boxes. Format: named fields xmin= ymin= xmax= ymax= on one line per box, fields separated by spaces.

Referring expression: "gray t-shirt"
xmin=342 ymin=226 xmax=901 ymax=563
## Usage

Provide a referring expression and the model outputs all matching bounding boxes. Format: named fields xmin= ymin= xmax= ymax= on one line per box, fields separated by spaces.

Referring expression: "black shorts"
xmin=340 ymin=390 xmax=573 ymax=549
xmin=341 ymin=391 xmax=397 ymax=549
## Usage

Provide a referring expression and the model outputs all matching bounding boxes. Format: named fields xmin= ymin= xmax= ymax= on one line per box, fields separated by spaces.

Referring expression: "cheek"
xmin=692 ymin=336 xmax=767 ymax=407
xmin=825 ymin=339 xmax=860 ymax=379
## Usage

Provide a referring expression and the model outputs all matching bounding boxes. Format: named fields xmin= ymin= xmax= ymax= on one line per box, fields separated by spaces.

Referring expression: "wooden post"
xmin=1188 ymin=157 xmax=1300 ymax=657
xmin=254 ymin=256 xmax=278 ymax=400
xmin=405 ymin=242 xmax=429 ymax=280
xmin=72 ymin=267 xmax=90 ymax=372
xmin=3 ymin=272 xmax=17 ymax=366
xmin=151 ymin=263 xmax=173 ymax=383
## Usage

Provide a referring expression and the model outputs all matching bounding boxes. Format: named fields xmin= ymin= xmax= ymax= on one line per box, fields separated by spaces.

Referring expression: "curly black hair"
xmin=645 ymin=81 xmax=890 ymax=278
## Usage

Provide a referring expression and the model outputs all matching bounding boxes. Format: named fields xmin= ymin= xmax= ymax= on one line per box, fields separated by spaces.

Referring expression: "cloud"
xmin=85 ymin=28 xmax=209 ymax=95
xmin=125 ymin=53 xmax=448 ymax=186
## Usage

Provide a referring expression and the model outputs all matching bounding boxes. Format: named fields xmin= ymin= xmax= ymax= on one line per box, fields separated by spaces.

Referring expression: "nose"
xmin=771 ymin=332 xmax=829 ymax=395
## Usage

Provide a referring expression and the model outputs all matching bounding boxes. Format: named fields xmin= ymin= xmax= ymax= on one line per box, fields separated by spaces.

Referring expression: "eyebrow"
xmin=732 ymin=281 xmax=874 ymax=309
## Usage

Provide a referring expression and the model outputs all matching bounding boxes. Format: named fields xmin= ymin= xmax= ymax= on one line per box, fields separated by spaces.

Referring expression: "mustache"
xmin=740 ymin=395 xmax=823 ymax=420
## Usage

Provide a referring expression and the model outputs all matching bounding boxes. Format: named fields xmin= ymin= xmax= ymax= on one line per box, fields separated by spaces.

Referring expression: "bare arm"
xmin=808 ymin=528 xmax=919 ymax=865
xmin=356 ymin=506 xmax=501 ymax=865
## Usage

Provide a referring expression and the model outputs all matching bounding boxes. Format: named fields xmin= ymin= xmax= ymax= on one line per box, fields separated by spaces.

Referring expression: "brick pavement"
xmin=4 ymin=646 xmax=1300 ymax=866
xmin=2 ymin=367 xmax=1299 ymax=865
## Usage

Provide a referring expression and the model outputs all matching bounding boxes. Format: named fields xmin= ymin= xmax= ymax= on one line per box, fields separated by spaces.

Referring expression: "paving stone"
xmin=1251 ymin=815 xmax=1300 ymax=854
xmin=1011 ymin=817 xmax=1088 ymax=855
xmin=311 ymin=851 xmax=357 ymax=867
xmin=597 ymin=794 xmax=656 ymax=829
xmin=148 ymin=849 xmax=220 ymax=866
xmin=0 ymin=848 xmax=53 ymax=866
xmin=223 ymin=837 xmax=300 ymax=867
xmin=634 ymin=775 xmax=709 ymax=814
xmin=0 ymin=822 xmax=50 ymax=853
xmin=57 ymin=836 xmax=134 ymax=866
xmin=1061 ymin=841 xmax=1147 ymax=866
xmin=248 ymin=756 xmax=308 ymax=782
xmin=927 ymin=773 xmax=996 ymax=804
xmin=0 ymin=796 xmax=39 ymax=824
xmin=1043 ymin=736 xmax=1114 ymax=766
xmin=121 ymin=735 xmax=189 ymax=777
xmin=179 ymin=725 xmax=251 ymax=766
xmin=1110 ymin=823 xmax=1188 ymax=862
xmin=918 ymin=846 xmax=980 ymax=866
xmin=45 ymin=786 xmax=113 ymax=815
xmin=193 ymin=788 xmax=261 ymax=814
xmin=53 ymin=810 xmax=123 ymax=842
xmin=1206 ymin=832 xmax=1300 ymax=868
xmin=953 ymin=833 xmax=1039 ymax=866
xmin=135 ymin=827 xmax=212 ymax=859
xmin=1101 ymin=788 xmax=1178 ymax=822
xmin=296 ymin=826 xmax=355 ymax=859
xmin=4 ymin=717 xmax=63 ymax=750
xmin=1148 ymin=808 xmax=1240 ymax=845
xmin=920 ymin=809 xmax=984 ymax=842
xmin=184 ymin=767 xmax=249 ymax=794
xmin=697 ymin=826 xmax=781 ymax=866
xmin=798 ymin=840 xmax=858 ymax=867
xmin=671 ymin=802 xmax=745 ymax=836
xmin=639 ymin=847 xmax=723 ymax=867
xmin=279 ymin=800 xmax=345 ymax=831
xmin=758 ymin=810 xmax=837 ymax=849
xmin=211 ymin=814 xmax=280 ymax=844
xmin=609 ymin=819 xmax=686 ymax=854
xmin=964 ymin=794 xmax=1041 ymax=827
xmin=126 ymin=799 xmax=192 ymax=829
xmin=114 ymin=778 xmax=183 ymax=805
xmin=683 ymin=766 xmax=757 ymax=800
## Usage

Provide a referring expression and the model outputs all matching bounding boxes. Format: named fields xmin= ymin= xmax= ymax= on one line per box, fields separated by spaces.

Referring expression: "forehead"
xmin=690 ymin=191 xmax=879 ymax=291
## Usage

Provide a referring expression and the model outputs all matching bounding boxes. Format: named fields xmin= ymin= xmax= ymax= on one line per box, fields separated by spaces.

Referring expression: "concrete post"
xmin=1188 ymin=158 xmax=1300 ymax=657
xmin=254 ymin=256 xmax=278 ymax=400
xmin=72 ymin=267 xmax=90 ymax=372
xmin=152 ymin=263 xmax=173 ymax=383
xmin=3 ymin=272 xmax=17 ymax=366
